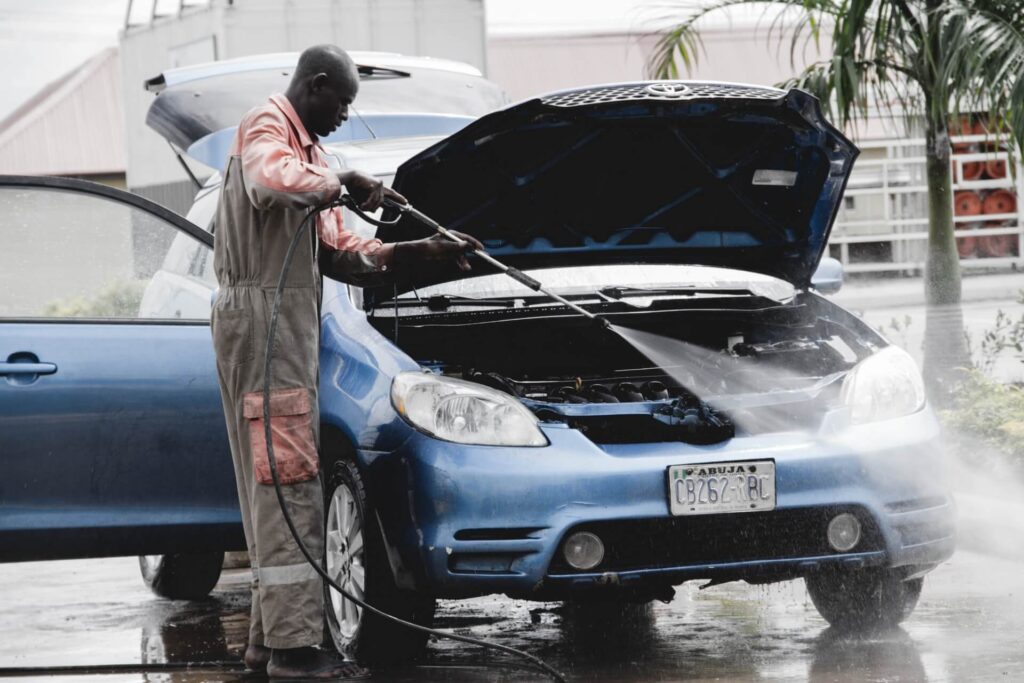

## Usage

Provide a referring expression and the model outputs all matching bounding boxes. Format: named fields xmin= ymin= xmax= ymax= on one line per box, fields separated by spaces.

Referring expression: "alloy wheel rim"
xmin=326 ymin=483 xmax=365 ymax=639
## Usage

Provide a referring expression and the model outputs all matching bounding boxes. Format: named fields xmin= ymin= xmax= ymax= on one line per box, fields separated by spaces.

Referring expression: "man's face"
xmin=308 ymin=71 xmax=358 ymax=138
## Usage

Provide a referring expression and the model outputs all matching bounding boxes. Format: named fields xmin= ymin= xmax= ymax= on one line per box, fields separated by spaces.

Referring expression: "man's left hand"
xmin=399 ymin=231 xmax=484 ymax=271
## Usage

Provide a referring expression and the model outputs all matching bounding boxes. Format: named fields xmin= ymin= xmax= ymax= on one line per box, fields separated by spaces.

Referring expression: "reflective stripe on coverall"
xmin=211 ymin=93 xmax=394 ymax=649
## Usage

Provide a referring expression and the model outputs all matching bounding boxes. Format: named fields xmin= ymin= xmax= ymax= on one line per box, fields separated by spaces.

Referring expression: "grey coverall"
xmin=210 ymin=93 xmax=394 ymax=649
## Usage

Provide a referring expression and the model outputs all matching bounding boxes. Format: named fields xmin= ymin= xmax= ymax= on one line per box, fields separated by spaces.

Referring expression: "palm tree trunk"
xmin=922 ymin=118 xmax=971 ymax=403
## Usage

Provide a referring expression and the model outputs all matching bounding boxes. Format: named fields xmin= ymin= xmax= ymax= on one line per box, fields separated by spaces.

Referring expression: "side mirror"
xmin=811 ymin=257 xmax=843 ymax=294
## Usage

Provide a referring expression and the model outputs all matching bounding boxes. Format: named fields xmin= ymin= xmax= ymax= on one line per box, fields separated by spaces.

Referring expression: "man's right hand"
xmin=338 ymin=169 xmax=406 ymax=211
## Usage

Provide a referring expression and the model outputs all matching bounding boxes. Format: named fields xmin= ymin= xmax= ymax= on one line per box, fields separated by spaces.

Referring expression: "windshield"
xmin=352 ymin=69 xmax=506 ymax=116
xmin=147 ymin=64 xmax=508 ymax=154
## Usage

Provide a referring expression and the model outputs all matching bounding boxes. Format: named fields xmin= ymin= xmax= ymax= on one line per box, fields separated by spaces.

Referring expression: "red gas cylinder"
xmin=960 ymin=158 xmax=984 ymax=181
xmin=954 ymin=191 xmax=983 ymax=257
xmin=951 ymin=116 xmax=974 ymax=137
xmin=954 ymin=191 xmax=983 ymax=216
xmin=978 ymin=190 xmax=1019 ymax=257
xmin=983 ymin=189 xmax=1017 ymax=216
xmin=985 ymin=158 xmax=1007 ymax=179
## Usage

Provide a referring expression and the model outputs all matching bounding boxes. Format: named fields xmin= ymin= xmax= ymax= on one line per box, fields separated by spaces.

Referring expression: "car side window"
xmin=0 ymin=185 xmax=215 ymax=322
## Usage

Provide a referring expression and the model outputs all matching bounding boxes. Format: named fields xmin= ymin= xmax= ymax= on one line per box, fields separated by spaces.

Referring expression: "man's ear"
xmin=310 ymin=72 xmax=329 ymax=93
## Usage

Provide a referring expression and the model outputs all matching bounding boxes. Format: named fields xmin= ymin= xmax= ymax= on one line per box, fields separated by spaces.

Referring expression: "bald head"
xmin=285 ymin=44 xmax=359 ymax=139
xmin=294 ymin=45 xmax=358 ymax=90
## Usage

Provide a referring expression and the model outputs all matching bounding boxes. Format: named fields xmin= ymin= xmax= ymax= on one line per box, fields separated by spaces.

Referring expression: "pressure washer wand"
xmin=380 ymin=197 xmax=610 ymax=327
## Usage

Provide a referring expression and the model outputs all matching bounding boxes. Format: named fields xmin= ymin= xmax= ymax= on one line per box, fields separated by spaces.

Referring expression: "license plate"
xmin=668 ymin=460 xmax=776 ymax=516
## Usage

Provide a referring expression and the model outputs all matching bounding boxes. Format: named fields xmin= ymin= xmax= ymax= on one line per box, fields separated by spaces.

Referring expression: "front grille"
xmin=541 ymin=82 xmax=786 ymax=108
xmin=453 ymin=527 xmax=543 ymax=541
xmin=895 ymin=518 xmax=956 ymax=548
xmin=548 ymin=506 xmax=883 ymax=574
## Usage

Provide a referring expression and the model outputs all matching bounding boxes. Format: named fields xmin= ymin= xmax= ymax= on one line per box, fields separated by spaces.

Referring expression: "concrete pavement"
xmin=831 ymin=271 xmax=1022 ymax=310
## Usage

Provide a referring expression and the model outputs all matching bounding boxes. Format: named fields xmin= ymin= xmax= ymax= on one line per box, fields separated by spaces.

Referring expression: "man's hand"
xmin=338 ymin=169 xmax=406 ymax=211
xmin=398 ymin=231 xmax=484 ymax=271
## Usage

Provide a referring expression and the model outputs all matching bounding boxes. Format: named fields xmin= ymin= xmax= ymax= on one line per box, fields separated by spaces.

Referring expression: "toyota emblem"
xmin=645 ymin=82 xmax=690 ymax=98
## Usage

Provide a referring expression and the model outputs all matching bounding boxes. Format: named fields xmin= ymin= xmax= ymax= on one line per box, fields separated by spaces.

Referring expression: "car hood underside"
xmin=369 ymin=82 xmax=857 ymax=308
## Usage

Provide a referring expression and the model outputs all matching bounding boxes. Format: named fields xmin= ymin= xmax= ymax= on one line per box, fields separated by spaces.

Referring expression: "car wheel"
xmin=138 ymin=552 xmax=224 ymax=600
xmin=805 ymin=569 xmax=923 ymax=631
xmin=323 ymin=459 xmax=436 ymax=663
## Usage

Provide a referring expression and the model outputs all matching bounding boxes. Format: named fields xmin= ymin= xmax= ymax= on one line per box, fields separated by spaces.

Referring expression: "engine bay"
xmin=454 ymin=336 xmax=856 ymax=405
xmin=369 ymin=291 xmax=882 ymax=441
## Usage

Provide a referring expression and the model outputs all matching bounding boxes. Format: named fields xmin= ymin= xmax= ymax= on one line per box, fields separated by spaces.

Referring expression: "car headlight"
xmin=391 ymin=372 xmax=548 ymax=446
xmin=840 ymin=346 xmax=926 ymax=424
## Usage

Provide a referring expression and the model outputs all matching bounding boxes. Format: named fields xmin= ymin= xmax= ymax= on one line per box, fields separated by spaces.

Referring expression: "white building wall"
xmin=483 ymin=0 xmax=831 ymax=108
xmin=121 ymin=5 xmax=226 ymax=197
xmin=487 ymin=26 xmax=828 ymax=105
xmin=220 ymin=0 xmax=485 ymax=67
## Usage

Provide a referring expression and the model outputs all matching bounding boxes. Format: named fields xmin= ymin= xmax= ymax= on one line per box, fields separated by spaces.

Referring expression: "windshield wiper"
xmin=385 ymin=294 xmax=517 ymax=312
xmin=356 ymin=65 xmax=411 ymax=79
xmin=598 ymin=285 xmax=753 ymax=300
xmin=376 ymin=287 xmax=754 ymax=315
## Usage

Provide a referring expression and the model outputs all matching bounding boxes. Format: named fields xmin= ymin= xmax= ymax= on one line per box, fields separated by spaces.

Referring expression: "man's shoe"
xmin=244 ymin=644 xmax=271 ymax=672
xmin=267 ymin=646 xmax=370 ymax=681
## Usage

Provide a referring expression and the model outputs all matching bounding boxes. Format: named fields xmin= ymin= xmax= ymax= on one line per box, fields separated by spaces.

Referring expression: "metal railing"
xmin=830 ymin=135 xmax=1023 ymax=274
xmin=124 ymin=0 xmax=213 ymax=30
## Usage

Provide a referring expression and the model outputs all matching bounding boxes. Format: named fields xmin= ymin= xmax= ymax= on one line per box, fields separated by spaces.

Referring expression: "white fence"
xmin=830 ymin=135 xmax=1024 ymax=274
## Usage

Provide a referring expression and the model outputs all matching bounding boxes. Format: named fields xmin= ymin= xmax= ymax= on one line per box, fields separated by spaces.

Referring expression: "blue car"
xmin=0 ymin=57 xmax=955 ymax=663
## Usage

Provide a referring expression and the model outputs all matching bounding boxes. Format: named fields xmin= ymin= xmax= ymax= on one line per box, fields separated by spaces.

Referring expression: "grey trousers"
xmin=212 ymin=284 xmax=324 ymax=650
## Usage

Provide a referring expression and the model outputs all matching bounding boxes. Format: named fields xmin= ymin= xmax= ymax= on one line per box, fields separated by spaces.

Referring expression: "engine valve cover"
xmin=653 ymin=396 xmax=735 ymax=444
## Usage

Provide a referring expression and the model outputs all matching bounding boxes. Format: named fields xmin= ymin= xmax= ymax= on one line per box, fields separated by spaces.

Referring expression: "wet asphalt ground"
xmin=0 ymin=536 xmax=1021 ymax=682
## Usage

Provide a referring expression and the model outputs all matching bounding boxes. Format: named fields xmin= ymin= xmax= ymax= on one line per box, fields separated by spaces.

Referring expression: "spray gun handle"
xmin=504 ymin=267 xmax=542 ymax=291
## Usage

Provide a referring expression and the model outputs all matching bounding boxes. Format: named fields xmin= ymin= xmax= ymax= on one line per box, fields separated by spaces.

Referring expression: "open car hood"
xmin=144 ymin=52 xmax=506 ymax=171
xmin=369 ymin=82 xmax=857 ymax=305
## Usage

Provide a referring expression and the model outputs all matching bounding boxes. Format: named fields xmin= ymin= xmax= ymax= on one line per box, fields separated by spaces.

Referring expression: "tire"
xmin=139 ymin=552 xmax=224 ymax=600
xmin=323 ymin=458 xmax=436 ymax=663
xmin=806 ymin=569 xmax=923 ymax=632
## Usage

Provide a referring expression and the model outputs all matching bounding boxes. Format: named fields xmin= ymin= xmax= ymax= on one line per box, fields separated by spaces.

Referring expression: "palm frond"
xmin=938 ymin=4 xmax=1024 ymax=154
xmin=650 ymin=0 xmax=1024 ymax=157
xmin=645 ymin=0 xmax=838 ymax=78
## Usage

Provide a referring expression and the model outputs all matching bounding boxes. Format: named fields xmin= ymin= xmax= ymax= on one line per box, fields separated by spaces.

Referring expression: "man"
xmin=210 ymin=45 xmax=482 ymax=680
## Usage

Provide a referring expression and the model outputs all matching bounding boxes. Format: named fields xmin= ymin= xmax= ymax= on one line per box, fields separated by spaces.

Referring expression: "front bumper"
xmin=366 ymin=407 xmax=956 ymax=600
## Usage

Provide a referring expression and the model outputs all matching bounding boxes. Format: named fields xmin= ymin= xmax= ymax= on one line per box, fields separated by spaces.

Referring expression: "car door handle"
xmin=0 ymin=362 xmax=57 ymax=375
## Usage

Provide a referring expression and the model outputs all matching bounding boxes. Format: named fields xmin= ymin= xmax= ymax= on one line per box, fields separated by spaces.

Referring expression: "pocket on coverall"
xmin=243 ymin=388 xmax=319 ymax=485
xmin=213 ymin=307 xmax=254 ymax=365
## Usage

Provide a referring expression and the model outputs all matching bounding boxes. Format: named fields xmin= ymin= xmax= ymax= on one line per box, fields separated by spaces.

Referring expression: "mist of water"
xmin=608 ymin=324 xmax=810 ymax=398
xmin=944 ymin=432 xmax=1024 ymax=562
xmin=610 ymin=324 xmax=1024 ymax=568
xmin=607 ymin=323 xmax=820 ymax=434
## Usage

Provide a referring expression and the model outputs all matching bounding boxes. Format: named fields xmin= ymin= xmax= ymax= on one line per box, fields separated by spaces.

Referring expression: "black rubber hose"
xmin=261 ymin=200 xmax=567 ymax=683
xmin=0 ymin=662 xmax=244 ymax=677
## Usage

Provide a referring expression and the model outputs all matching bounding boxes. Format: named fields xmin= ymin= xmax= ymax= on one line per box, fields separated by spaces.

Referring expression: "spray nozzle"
xmin=336 ymin=194 xmax=408 ymax=226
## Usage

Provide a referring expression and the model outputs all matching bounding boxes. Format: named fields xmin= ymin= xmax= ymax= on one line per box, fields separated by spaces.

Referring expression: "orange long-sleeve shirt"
xmin=231 ymin=93 xmax=394 ymax=268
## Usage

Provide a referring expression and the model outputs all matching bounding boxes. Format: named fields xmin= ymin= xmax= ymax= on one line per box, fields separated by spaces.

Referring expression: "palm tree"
xmin=648 ymin=0 xmax=1024 ymax=401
